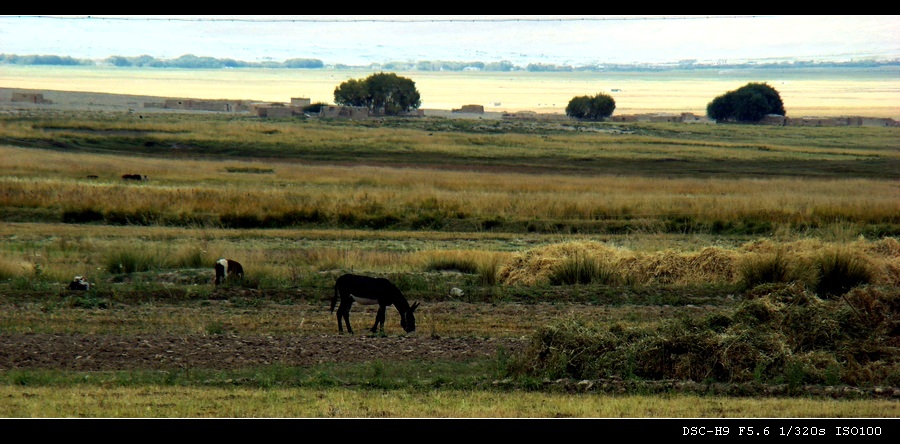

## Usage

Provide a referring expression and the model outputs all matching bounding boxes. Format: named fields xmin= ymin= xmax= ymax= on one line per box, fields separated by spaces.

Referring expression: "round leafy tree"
xmin=566 ymin=93 xmax=616 ymax=121
xmin=334 ymin=72 xmax=421 ymax=116
xmin=707 ymin=82 xmax=786 ymax=122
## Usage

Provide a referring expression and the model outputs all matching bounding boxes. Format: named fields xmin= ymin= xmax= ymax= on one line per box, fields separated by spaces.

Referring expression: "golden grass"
xmin=498 ymin=238 xmax=899 ymax=287
xmin=1 ymin=145 xmax=896 ymax=229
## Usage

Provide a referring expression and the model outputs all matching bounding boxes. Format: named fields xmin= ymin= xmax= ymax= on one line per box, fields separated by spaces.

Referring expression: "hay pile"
xmin=497 ymin=237 xmax=899 ymax=288
xmin=497 ymin=240 xmax=742 ymax=286
xmin=497 ymin=241 xmax=624 ymax=286
xmin=511 ymin=283 xmax=900 ymax=387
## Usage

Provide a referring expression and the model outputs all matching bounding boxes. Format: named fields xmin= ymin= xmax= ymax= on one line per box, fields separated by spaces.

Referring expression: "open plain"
xmin=0 ymin=67 xmax=898 ymax=418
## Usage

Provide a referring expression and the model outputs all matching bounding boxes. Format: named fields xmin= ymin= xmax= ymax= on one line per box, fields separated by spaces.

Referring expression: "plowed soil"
xmin=0 ymin=333 xmax=526 ymax=371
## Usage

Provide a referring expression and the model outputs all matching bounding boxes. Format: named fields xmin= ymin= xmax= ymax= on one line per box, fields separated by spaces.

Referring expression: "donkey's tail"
xmin=330 ymin=283 xmax=338 ymax=312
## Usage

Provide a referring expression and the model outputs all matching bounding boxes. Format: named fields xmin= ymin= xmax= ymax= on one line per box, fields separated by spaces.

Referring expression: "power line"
xmin=9 ymin=15 xmax=768 ymax=24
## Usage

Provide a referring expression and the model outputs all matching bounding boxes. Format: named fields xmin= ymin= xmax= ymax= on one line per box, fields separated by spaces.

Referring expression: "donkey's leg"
xmin=371 ymin=305 xmax=386 ymax=333
xmin=336 ymin=308 xmax=344 ymax=333
xmin=344 ymin=307 xmax=353 ymax=334
xmin=338 ymin=301 xmax=353 ymax=334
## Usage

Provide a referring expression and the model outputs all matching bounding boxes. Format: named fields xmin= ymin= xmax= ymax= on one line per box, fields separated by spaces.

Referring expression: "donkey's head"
xmin=401 ymin=301 xmax=420 ymax=333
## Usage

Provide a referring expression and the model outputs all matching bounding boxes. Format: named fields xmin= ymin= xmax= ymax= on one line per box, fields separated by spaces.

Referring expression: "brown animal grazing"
xmin=121 ymin=174 xmax=146 ymax=181
xmin=214 ymin=258 xmax=244 ymax=286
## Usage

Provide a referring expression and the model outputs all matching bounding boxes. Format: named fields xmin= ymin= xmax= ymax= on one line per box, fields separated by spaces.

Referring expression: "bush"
xmin=565 ymin=93 xmax=616 ymax=121
xmin=707 ymin=82 xmax=786 ymax=122
xmin=813 ymin=250 xmax=873 ymax=298
xmin=739 ymin=250 xmax=796 ymax=289
xmin=548 ymin=253 xmax=616 ymax=285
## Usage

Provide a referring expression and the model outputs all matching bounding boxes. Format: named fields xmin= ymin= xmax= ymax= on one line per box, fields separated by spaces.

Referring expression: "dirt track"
xmin=0 ymin=333 xmax=526 ymax=371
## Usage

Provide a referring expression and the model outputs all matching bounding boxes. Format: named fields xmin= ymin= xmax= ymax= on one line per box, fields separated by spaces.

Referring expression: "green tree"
xmin=333 ymin=72 xmax=422 ymax=115
xmin=566 ymin=93 xmax=616 ymax=120
xmin=707 ymin=82 xmax=786 ymax=122
xmin=333 ymin=78 xmax=369 ymax=107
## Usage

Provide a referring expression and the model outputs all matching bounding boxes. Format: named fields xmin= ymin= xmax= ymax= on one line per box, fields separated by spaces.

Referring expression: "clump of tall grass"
xmin=813 ymin=249 xmax=874 ymax=299
xmin=167 ymin=245 xmax=214 ymax=269
xmin=103 ymin=249 xmax=158 ymax=274
xmin=548 ymin=252 xmax=617 ymax=286
xmin=739 ymin=249 xmax=805 ymax=289
xmin=0 ymin=257 xmax=32 ymax=280
xmin=476 ymin=255 xmax=503 ymax=286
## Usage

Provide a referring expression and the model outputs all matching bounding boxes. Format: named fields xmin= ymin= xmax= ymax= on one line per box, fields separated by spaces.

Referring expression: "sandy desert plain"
xmin=1 ymin=64 xmax=898 ymax=118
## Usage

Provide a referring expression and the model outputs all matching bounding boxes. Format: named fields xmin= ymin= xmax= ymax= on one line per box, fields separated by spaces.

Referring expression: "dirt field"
xmin=0 ymin=333 xmax=526 ymax=371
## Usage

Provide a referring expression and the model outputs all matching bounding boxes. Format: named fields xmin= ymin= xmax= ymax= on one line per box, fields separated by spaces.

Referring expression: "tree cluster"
xmin=565 ymin=93 xmax=616 ymax=120
xmin=97 ymin=54 xmax=324 ymax=69
xmin=333 ymin=72 xmax=422 ymax=116
xmin=706 ymin=82 xmax=786 ymax=122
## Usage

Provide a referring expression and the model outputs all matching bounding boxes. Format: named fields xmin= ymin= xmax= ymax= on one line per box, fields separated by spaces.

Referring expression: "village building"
xmin=453 ymin=104 xmax=485 ymax=114
xmin=318 ymin=105 xmax=371 ymax=120
xmin=149 ymin=98 xmax=250 ymax=112
xmin=253 ymin=105 xmax=294 ymax=118
xmin=11 ymin=92 xmax=51 ymax=104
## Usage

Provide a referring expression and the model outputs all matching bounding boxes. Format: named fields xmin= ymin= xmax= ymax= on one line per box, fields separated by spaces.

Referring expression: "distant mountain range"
xmin=1 ymin=53 xmax=898 ymax=72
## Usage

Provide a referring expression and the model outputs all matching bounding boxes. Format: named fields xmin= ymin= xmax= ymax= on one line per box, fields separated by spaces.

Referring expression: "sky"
xmin=0 ymin=15 xmax=898 ymax=66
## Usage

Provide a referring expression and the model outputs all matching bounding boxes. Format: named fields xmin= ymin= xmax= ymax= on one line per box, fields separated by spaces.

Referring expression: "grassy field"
xmin=0 ymin=107 xmax=897 ymax=418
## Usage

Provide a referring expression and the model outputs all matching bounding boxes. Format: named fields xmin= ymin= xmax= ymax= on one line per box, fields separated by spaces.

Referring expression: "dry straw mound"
xmin=498 ymin=240 xmax=741 ymax=286
xmin=498 ymin=237 xmax=899 ymax=287
xmin=497 ymin=241 xmax=624 ymax=286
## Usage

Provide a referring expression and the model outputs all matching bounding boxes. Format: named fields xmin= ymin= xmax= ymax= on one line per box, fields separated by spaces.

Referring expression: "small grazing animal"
xmin=68 ymin=275 xmax=90 ymax=291
xmin=330 ymin=273 xmax=419 ymax=334
xmin=214 ymin=258 xmax=244 ymax=286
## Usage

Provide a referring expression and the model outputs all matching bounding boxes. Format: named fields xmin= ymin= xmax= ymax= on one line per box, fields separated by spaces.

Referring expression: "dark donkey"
xmin=330 ymin=273 xmax=420 ymax=334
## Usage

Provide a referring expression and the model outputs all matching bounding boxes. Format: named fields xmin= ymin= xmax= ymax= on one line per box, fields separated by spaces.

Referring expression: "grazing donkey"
xmin=214 ymin=258 xmax=244 ymax=286
xmin=331 ymin=273 xmax=420 ymax=334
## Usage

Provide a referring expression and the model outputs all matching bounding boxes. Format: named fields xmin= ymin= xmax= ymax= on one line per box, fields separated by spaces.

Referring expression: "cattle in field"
xmin=86 ymin=175 xmax=99 ymax=179
xmin=330 ymin=273 xmax=419 ymax=334
xmin=214 ymin=258 xmax=244 ymax=286
xmin=121 ymin=174 xmax=146 ymax=181
xmin=67 ymin=275 xmax=90 ymax=291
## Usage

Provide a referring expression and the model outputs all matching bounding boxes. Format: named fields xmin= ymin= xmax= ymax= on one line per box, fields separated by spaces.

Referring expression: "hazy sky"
xmin=1 ymin=15 xmax=897 ymax=66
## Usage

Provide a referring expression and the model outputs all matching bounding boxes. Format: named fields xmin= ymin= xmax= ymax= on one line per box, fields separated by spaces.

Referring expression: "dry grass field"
xmin=0 ymin=68 xmax=897 ymax=418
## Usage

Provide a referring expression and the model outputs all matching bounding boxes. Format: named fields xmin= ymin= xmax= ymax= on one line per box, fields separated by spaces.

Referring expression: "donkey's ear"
xmin=411 ymin=301 xmax=420 ymax=311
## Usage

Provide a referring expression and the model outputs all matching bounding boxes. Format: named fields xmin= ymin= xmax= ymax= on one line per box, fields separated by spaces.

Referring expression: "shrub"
xmin=739 ymin=250 xmax=795 ymax=289
xmin=565 ymin=93 xmax=616 ymax=120
xmin=707 ymin=82 xmax=785 ymax=122
xmin=477 ymin=256 xmax=502 ymax=286
xmin=547 ymin=253 xmax=616 ymax=285
xmin=813 ymin=250 xmax=873 ymax=298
